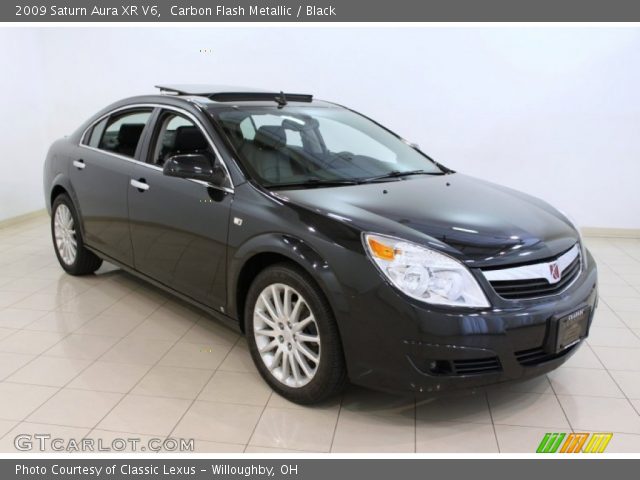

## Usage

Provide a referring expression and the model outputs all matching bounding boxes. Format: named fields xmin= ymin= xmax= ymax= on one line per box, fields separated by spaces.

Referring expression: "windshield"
xmin=210 ymin=106 xmax=446 ymax=188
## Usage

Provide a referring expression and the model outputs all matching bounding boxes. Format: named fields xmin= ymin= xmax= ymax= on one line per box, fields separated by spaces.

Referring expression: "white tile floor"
xmin=1 ymin=215 xmax=640 ymax=453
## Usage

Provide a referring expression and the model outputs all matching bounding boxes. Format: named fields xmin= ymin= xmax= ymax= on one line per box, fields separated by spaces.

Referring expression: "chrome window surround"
xmin=482 ymin=244 xmax=582 ymax=295
xmin=79 ymin=103 xmax=234 ymax=193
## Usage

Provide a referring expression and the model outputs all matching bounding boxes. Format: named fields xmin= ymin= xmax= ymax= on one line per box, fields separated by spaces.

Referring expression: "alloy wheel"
xmin=53 ymin=204 xmax=77 ymax=266
xmin=253 ymin=283 xmax=321 ymax=388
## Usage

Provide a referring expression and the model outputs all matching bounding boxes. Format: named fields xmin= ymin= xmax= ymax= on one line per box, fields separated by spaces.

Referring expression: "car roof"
xmin=155 ymin=84 xmax=272 ymax=96
xmin=149 ymin=84 xmax=333 ymax=109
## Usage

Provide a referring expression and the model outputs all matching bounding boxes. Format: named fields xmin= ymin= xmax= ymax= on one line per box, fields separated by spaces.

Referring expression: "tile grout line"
xmin=1 ymin=253 xmax=244 ymax=450
xmin=84 ymin=304 xmax=206 ymax=440
xmin=5 ymin=290 xmax=164 ymax=439
xmin=242 ymin=386 xmax=274 ymax=454
xmin=0 ymin=281 xmax=167 ymax=446
xmin=484 ymin=390 xmax=501 ymax=453
xmin=0 ymin=269 xmax=134 ymax=443
xmin=0 ymin=321 xmax=128 ymax=444
xmin=161 ymin=334 xmax=242 ymax=451
xmin=546 ymin=374 xmax=576 ymax=433
xmin=326 ymin=390 xmax=345 ymax=454
xmin=589 ymin=345 xmax=640 ymax=418
xmin=413 ymin=396 xmax=417 ymax=453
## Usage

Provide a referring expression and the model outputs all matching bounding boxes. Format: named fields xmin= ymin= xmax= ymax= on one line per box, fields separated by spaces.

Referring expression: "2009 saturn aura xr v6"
xmin=43 ymin=85 xmax=598 ymax=404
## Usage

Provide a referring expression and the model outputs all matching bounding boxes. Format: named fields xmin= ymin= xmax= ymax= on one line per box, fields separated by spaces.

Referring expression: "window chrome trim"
xmin=78 ymin=102 xmax=234 ymax=193
xmin=482 ymin=244 xmax=581 ymax=285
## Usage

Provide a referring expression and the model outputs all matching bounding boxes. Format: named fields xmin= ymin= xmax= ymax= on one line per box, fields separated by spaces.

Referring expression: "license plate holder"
xmin=555 ymin=307 xmax=590 ymax=352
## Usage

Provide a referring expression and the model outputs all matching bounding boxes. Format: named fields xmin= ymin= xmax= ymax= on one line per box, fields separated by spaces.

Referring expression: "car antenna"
xmin=275 ymin=91 xmax=288 ymax=108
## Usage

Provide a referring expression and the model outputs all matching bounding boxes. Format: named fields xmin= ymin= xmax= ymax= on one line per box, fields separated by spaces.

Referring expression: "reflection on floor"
xmin=1 ymin=215 xmax=640 ymax=453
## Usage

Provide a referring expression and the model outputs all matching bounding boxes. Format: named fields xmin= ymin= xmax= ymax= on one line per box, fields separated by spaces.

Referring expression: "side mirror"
xmin=163 ymin=153 xmax=226 ymax=186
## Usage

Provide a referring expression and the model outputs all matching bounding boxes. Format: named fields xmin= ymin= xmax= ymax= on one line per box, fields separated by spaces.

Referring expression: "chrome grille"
xmin=483 ymin=244 xmax=581 ymax=300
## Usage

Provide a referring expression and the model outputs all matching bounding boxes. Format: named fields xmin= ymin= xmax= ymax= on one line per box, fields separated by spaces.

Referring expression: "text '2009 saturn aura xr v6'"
xmin=43 ymin=85 xmax=598 ymax=404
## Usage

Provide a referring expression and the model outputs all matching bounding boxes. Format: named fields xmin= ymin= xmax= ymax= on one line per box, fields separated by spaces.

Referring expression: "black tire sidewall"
xmin=244 ymin=264 xmax=345 ymax=404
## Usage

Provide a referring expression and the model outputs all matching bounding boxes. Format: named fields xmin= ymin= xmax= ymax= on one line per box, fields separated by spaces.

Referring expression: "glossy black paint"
xmin=67 ymin=141 xmax=137 ymax=265
xmin=164 ymin=153 xmax=226 ymax=185
xmin=43 ymin=93 xmax=598 ymax=395
xmin=127 ymin=164 xmax=231 ymax=309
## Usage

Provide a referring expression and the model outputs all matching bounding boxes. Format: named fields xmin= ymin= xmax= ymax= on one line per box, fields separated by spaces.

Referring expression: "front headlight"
xmin=363 ymin=233 xmax=490 ymax=308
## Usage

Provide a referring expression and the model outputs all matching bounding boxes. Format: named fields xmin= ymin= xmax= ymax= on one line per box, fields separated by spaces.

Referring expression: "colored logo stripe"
xmin=583 ymin=433 xmax=613 ymax=453
xmin=536 ymin=432 xmax=613 ymax=453
xmin=536 ymin=433 xmax=566 ymax=453
xmin=560 ymin=433 xmax=589 ymax=453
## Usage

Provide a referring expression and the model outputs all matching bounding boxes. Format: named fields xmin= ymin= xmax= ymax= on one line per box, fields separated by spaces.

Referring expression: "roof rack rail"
xmin=154 ymin=85 xmax=313 ymax=104
xmin=209 ymin=92 xmax=313 ymax=104
xmin=155 ymin=85 xmax=186 ymax=95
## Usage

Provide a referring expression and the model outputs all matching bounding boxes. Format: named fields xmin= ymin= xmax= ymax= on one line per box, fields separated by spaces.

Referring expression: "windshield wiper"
xmin=268 ymin=178 xmax=361 ymax=190
xmin=359 ymin=169 xmax=445 ymax=183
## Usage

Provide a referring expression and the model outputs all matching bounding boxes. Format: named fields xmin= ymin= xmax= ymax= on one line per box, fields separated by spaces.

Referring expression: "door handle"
xmin=73 ymin=159 xmax=85 ymax=170
xmin=130 ymin=178 xmax=150 ymax=192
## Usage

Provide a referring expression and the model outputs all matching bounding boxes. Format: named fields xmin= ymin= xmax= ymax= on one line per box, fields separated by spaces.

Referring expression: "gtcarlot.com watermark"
xmin=15 ymin=434 xmax=194 ymax=452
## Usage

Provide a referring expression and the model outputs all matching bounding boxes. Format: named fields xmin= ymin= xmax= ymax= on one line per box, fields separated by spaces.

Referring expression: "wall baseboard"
xmin=0 ymin=209 xmax=47 ymax=229
xmin=582 ymin=227 xmax=640 ymax=239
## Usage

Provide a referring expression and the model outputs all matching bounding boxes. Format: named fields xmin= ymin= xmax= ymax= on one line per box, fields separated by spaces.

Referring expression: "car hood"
xmin=277 ymin=173 xmax=579 ymax=268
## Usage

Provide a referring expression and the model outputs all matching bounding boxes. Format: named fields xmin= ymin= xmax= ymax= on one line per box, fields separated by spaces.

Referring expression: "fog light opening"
xmin=427 ymin=359 xmax=452 ymax=375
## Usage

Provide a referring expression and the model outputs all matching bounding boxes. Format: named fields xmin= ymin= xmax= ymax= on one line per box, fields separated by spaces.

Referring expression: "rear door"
xmin=128 ymin=108 xmax=233 ymax=310
xmin=72 ymin=108 xmax=153 ymax=265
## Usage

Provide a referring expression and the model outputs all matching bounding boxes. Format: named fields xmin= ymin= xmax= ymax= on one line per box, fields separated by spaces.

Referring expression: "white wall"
xmin=2 ymin=27 xmax=639 ymax=228
xmin=0 ymin=29 xmax=48 ymax=220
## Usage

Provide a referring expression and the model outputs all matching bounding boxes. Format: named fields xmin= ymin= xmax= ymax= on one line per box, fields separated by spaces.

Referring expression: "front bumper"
xmin=338 ymin=250 xmax=598 ymax=395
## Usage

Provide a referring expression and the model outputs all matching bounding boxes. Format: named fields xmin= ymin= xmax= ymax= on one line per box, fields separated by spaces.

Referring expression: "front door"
xmin=127 ymin=109 xmax=232 ymax=310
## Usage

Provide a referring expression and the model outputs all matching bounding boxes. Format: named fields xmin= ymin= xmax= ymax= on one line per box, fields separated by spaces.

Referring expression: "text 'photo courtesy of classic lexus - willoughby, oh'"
xmin=43 ymin=85 xmax=598 ymax=404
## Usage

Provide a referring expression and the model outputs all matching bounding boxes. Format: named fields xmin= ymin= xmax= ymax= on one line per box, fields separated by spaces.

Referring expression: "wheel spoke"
xmin=270 ymin=349 xmax=283 ymax=371
xmin=255 ymin=328 xmax=278 ymax=338
xmin=255 ymin=309 xmax=277 ymax=329
xmin=281 ymin=351 xmax=290 ymax=380
xmin=293 ymin=349 xmax=312 ymax=378
xmin=290 ymin=297 xmax=303 ymax=322
xmin=292 ymin=315 xmax=314 ymax=333
xmin=258 ymin=294 xmax=278 ymax=323
xmin=271 ymin=285 xmax=284 ymax=317
xmin=297 ymin=333 xmax=320 ymax=344
xmin=283 ymin=286 xmax=292 ymax=317
xmin=259 ymin=339 xmax=279 ymax=354
xmin=290 ymin=353 xmax=301 ymax=384
xmin=297 ymin=343 xmax=319 ymax=364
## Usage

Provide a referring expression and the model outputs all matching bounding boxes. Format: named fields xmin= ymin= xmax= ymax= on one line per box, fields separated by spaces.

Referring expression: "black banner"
xmin=4 ymin=459 xmax=640 ymax=479
xmin=5 ymin=0 xmax=640 ymax=22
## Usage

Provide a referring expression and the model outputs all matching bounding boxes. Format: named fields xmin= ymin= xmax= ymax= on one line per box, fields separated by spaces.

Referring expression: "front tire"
xmin=51 ymin=194 xmax=102 ymax=275
xmin=245 ymin=263 xmax=347 ymax=404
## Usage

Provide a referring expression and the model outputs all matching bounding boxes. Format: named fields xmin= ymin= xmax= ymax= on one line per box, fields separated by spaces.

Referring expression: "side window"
xmin=149 ymin=111 xmax=212 ymax=166
xmin=84 ymin=118 xmax=108 ymax=148
xmin=97 ymin=110 xmax=152 ymax=158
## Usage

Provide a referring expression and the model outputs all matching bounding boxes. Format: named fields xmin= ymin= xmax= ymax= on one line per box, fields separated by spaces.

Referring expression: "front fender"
xmin=227 ymin=233 xmax=351 ymax=321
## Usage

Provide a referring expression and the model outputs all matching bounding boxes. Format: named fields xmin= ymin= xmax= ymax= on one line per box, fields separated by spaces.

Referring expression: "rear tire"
xmin=51 ymin=194 xmax=102 ymax=276
xmin=244 ymin=263 xmax=347 ymax=404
